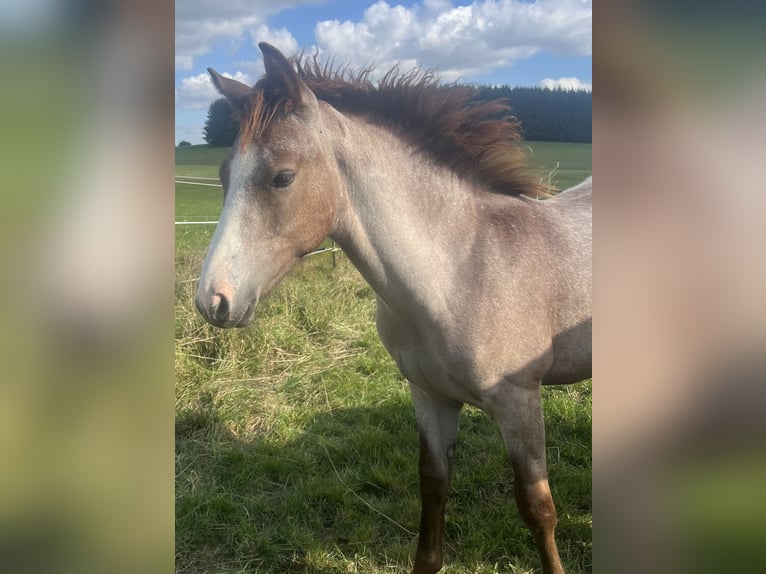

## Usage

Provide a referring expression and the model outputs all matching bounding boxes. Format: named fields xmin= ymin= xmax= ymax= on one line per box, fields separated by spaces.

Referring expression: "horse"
xmin=195 ymin=42 xmax=591 ymax=574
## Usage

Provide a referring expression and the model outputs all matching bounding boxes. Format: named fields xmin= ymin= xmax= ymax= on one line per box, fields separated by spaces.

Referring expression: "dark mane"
xmin=245 ymin=54 xmax=544 ymax=197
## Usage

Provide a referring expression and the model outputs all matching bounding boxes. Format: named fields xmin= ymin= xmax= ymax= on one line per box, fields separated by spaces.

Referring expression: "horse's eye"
xmin=271 ymin=171 xmax=295 ymax=189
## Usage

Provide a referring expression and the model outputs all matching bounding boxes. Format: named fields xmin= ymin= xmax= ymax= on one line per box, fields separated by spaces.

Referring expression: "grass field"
xmin=175 ymin=141 xmax=592 ymax=573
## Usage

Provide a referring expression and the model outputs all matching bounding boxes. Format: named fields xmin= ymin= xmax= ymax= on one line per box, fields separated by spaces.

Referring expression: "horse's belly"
xmin=544 ymin=317 xmax=592 ymax=385
xmin=392 ymin=344 xmax=490 ymax=405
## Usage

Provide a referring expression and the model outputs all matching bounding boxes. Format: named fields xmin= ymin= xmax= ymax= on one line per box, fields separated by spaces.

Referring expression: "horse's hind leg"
xmin=409 ymin=384 xmax=462 ymax=574
xmin=493 ymin=382 xmax=564 ymax=574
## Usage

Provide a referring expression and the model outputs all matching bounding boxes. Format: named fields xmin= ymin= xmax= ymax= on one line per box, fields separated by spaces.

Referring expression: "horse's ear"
xmin=207 ymin=68 xmax=252 ymax=111
xmin=258 ymin=42 xmax=311 ymax=107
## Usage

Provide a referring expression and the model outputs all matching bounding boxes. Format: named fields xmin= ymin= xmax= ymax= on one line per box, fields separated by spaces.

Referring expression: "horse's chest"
xmin=394 ymin=345 xmax=480 ymax=401
xmin=375 ymin=305 xmax=489 ymax=404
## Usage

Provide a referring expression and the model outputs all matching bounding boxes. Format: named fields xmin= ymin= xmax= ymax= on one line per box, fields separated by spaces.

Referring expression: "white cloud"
xmin=314 ymin=0 xmax=592 ymax=80
xmin=175 ymin=0 xmax=315 ymax=70
xmin=176 ymin=70 xmax=252 ymax=111
xmin=539 ymin=77 xmax=592 ymax=91
xmin=249 ymin=24 xmax=299 ymax=56
xmin=176 ymin=15 xmax=261 ymax=70
xmin=174 ymin=1 xmax=591 ymax=142
xmin=175 ymin=1 xmax=591 ymax=79
xmin=224 ymin=25 xmax=302 ymax=80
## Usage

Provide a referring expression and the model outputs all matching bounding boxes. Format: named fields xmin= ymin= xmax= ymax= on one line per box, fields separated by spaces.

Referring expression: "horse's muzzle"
xmin=195 ymin=289 xmax=256 ymax=328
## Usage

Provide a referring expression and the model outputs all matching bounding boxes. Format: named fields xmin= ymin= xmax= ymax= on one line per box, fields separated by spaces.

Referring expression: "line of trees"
xmin=203 ymin=99 xmax=239 ymax=147
xmin=202 ymin=86 xmax=592 ymax=147
xmin=475 ymin=86 xmax=592 ymax=143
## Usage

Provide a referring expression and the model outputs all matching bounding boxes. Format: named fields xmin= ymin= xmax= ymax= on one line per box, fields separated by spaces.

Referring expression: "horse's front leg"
xmin=409 ymin=384 xmax=462 ymax=574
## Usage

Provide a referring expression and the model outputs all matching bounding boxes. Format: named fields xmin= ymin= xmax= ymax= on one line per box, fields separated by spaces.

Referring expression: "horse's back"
xmin=557 ymin=175 xmax=592 ymax=197
xmin=551 ymin=176 xmax=591 ymax=215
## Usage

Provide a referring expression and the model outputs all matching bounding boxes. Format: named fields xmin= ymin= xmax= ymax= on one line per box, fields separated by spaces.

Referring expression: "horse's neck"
xmin=329 ymin=118 xmax=484 ymax=317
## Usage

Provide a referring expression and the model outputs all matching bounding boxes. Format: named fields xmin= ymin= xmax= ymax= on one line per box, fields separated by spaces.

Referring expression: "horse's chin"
xmin=205 ymin=297 xmax=257 ymax=329
xmin=231 ymin=298 xmax=258 ymax=328
xmin=232 ymin=314 xmax=254 ymax=328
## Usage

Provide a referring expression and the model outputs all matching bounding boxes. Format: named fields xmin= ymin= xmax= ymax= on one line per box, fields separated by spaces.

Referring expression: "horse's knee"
xmin=419 ymin=466 xmax=449 ymax=499
xmin=515 ymin=479 xmax=558 ymax=534
xmin=418 ymin=438 xmax=452 ymax=495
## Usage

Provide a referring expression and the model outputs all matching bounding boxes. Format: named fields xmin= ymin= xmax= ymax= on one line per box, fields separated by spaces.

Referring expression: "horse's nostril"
xmin=211 ymin=293 xmax=230 ymax=323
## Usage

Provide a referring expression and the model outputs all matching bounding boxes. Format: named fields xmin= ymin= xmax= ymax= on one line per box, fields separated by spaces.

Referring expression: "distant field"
xmin=175 ymin=141 xmax=592 ymax=574
xmin=524 ymin=141 xmax=593 ymax=191
xmin=175 ymin=145 xmax=229 ymax=177
xmin=174 ymin=140 xmax=592 ymax=221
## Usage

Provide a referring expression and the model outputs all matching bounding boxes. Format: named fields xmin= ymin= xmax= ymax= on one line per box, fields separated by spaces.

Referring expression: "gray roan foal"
xmin=195 ymin=42 xmax=592 ymax=574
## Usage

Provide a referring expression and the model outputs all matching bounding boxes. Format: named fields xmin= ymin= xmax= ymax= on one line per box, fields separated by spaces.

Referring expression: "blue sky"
xmin=176 ymin=0 xmax=592 ymax=144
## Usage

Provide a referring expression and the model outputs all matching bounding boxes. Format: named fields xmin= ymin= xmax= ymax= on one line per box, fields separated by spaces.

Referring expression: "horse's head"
xmin=195 ymin=43 xmax=340 ymax=328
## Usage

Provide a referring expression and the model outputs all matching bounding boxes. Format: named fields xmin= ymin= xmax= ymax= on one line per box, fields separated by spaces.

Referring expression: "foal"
xmin=196 ymin=43 xmax=592 ymax=574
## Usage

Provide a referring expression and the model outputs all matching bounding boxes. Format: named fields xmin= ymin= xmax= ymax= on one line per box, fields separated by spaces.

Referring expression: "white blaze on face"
xmin=207 ymin=145 xmax=255 ymax=271
xmin=196 ymin=143 xmax=263 ymax=325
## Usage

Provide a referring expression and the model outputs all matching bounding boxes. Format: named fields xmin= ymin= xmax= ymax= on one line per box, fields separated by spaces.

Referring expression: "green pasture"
xmin=175 ymin=142 xmax=592 ymax=573
xmin=524 ymin=141 xmax=593 ymax=192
